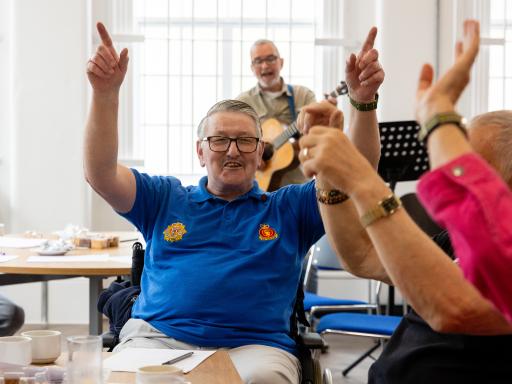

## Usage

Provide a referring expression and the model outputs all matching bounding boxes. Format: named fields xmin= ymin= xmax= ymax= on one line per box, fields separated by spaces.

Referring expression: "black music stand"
xmin=377 ymin=120 xmax=430 ymax=314
xmin=378 ymin=120 xmax=429 ymax=190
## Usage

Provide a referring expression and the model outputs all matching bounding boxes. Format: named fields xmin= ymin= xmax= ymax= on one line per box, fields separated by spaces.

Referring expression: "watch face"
xmin=381 ymin=196 xmax=400 ymax=213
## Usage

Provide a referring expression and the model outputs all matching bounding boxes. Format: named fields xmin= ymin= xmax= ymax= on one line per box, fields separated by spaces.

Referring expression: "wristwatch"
xmin=349 ymin=93 xmax=379 ymax=111
xmin=418 ymin=112 xmax=466 ymax=143
xmin=360 ymin=194 xmax=402 ymax=228
xmin=316 ymin=188 xmax=349 ymax=205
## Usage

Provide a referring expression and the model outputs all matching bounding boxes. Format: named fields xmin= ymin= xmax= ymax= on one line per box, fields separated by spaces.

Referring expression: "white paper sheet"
xmin=0 ymin=238 xmax=47 ymax=248
xmin=27 ymin=254 xmax=111 ymax=263
xmin=0 ymin=255 xmax=18 ymax=263
xmin=103 ymin=348 xmax=216 ymax=374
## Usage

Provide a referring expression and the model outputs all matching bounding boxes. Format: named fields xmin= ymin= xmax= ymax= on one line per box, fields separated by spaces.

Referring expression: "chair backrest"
xmin=311 ymin=235 xmax=343 ymax=271
xmin=400 ymin=193 xmax=442 ymax=237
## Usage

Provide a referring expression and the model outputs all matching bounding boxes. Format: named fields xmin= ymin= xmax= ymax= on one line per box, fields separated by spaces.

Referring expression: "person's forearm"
xmin=426 ymin=124 xmax=473 ymax=169
xmin=348 ymin=108 xmax=380 ymax=169
xmin=350 ymin=180 xmax=512 ymax=334
xmin=84 ymin=91 xmax=121 ymax=187
xmin=317 ymin=197 xmax=392 ymax=283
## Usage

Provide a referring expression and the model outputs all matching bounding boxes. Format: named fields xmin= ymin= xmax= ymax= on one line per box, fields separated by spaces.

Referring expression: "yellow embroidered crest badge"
xmin=163 ymin=222 xmax=187 ymax=242
xmin=259 ymin=224 xmax=278 ymax=241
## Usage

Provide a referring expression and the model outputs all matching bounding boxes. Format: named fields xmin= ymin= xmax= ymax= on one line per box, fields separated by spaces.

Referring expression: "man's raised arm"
xmin=345 ymin=26 xmax=383 ymax=169
xmin=296 ymin=27 xmax=387 ymax=282
xmin=84 ymin=22 xmax=135 ymax=213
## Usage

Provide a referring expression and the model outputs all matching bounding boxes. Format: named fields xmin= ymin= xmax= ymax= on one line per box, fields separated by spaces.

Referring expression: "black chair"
xmin=101 ymin=241 xmax=145 ymax=351
xmin=400 ymin=192 xmax=443 ymax=237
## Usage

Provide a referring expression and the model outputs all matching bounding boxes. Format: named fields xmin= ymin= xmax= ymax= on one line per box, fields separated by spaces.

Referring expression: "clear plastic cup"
xmin=66 ymin=336 xmax=102 ymax=384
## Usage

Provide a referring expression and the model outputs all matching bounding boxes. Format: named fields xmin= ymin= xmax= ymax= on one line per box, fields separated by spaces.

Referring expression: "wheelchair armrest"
xmin=297 ymin=331 xmax=325 ymax=350
xmin=102 ymin=331 xmax=118 ymax=351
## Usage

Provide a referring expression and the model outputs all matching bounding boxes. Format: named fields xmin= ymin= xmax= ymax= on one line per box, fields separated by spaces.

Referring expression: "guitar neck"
xmin=272 ymin=122 xmax=300 ymax=150
xmin=268 ymin=81 xmax=348 ymax=150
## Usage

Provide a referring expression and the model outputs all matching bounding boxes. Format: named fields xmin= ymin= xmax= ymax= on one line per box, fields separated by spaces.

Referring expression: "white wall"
xmin=1 ymin=0 xmax=92 ymax=324
xmin=10 ymin=0 xmax=89 ymax=232
xmin=0 ymin=0 xmax=12 ymax=228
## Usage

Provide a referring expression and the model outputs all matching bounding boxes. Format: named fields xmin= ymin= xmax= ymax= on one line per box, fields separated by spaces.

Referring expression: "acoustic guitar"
xmin=255 ymin=81 xmax=349 ymax=191
xmin=256 ymin=118 xmax=300 ymax=191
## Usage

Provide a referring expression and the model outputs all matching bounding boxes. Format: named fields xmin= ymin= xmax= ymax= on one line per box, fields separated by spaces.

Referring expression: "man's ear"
xmin=196 ymin=141 xmax=206 ymax=167
xmin=279 ymin=57 xmax=284 ymax=70
xmin=256 ymin=140 xmax=265 ymax=168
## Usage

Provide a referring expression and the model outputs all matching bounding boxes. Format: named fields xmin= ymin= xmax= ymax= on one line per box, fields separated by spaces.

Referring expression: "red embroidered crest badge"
xmin=163 ymin=222 xmax=187 ymax=242
xmin=259 ymin=224 xmax=278 ymax=241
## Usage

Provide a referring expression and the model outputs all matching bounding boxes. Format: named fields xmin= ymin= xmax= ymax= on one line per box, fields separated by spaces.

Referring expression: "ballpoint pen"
xmin=163 ymin=351 xmax=194 ymax=365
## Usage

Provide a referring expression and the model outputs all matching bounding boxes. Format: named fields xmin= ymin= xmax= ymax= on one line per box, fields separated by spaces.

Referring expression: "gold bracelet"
xmin=360 ymin=194 xmax=402 ymax=227
xmin=316 ymin=188 xmax=349 ymax=205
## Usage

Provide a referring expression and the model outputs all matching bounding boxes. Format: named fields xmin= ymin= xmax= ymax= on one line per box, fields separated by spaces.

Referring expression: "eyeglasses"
xmin=202 ymin=136 xmax=260 ymax=153
xmin=251 ymin=55 xmax=279 ymax=66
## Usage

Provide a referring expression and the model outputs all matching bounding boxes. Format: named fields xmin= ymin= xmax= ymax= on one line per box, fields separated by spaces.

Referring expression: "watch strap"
xmin=349 ymin=93 xmax=379 ymax=111
xmin=419 ymin=112 xmax=467 ymax=142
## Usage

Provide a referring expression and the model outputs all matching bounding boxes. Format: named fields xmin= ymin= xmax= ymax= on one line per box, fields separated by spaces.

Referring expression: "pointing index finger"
xmin=360 ymin=26 xmax=377 ymax=55
xmin=97 ymin=22 xmax=113 ymax=47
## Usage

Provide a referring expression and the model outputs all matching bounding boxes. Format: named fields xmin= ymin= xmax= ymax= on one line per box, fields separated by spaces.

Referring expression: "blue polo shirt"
xmin=119 ymin=170 xmax=324 ymax=354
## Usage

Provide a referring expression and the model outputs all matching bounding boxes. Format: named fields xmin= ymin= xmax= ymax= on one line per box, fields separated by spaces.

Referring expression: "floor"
xmin=319 ymin=334 xmax=381 ymax=384
xmin=18 ymin=323 xmax=380 ymax=383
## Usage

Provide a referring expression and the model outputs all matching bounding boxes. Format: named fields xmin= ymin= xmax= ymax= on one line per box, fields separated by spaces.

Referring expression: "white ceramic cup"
xmin=136 ymin=365 xmax=185 ymax=384
xmin=21 ymin=330 xmax=62 ymax=364
xmin=0 ymin=336 xmax=32 ymax=365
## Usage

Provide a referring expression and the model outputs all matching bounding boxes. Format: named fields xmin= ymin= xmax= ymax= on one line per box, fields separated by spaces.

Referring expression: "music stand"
xmin=377 ymin=120 xmax=429 ymax=314
xmin=378 ymin=120 xmax=429 ymax=190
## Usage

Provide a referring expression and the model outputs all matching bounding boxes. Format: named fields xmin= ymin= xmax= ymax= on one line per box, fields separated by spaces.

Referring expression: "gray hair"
xmin=469 ymin=110 xmax=512 ymax=185
xmin=250 ymin=39 xmax=280 ymax=57
xmin=197 ymin=99 xmax=262 ymax=139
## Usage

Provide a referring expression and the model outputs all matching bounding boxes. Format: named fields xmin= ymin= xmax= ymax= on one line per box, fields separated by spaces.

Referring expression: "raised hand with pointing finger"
xmin=86 ymin=22 xmax=129 ymax=94
xmin=345 ymin=27 xmax=384 ymax=103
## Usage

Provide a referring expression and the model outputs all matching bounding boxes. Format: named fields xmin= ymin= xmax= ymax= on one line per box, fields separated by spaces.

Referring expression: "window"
xmin=487 ymin=0 xmax=512 ymax=111
xmin=109 ymin=0 xmax=322 ymax=176
xmin=455 ymin=0 xmax=510 ymax=116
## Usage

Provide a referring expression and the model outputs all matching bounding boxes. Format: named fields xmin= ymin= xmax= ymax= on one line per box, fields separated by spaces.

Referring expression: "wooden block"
xmin=108 ymin=236 xmax=120 ymax=248
xmin=73 ymin=237 xmax=91 ymax=248
xmin=91 ymin=238 xmax=109 ymax=249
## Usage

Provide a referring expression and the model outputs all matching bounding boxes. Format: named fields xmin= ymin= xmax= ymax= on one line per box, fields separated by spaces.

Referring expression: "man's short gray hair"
xmin=469 ymin=110 xmax=512 ymax=185
xmin=197 ymin=99 xmax=262 ymax=139
xmin=250 ymin=39 xmax=280 ymax=57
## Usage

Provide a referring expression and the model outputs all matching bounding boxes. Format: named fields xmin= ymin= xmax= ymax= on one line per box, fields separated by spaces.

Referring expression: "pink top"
xmin=417 ymin=153 xmax=512 ymax=323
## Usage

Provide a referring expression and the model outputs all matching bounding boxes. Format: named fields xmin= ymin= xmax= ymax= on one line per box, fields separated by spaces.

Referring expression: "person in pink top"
xmin=414 ymin=19 xmax=512 ymax=323
xmin=293 ymin=18 xmax=512 ymax=381
xmin=292 ymin=20 xmax=512 ymax=335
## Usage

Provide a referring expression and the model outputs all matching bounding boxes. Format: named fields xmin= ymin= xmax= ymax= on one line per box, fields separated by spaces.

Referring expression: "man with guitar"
xmin=237 ymin=30 xmax=383 ymax=192
xmin=236 ymin=39 xmax=316 ymax=190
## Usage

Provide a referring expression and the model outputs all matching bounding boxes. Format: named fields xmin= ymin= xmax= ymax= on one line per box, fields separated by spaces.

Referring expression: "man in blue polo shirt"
xmin=84 ymin=22 xmax=383 ymax=383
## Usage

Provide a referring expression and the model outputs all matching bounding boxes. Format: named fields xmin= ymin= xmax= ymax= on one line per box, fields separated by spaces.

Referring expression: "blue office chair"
xmin=315 ymin=280 xmax=402 ymax=377
xmin=303 ymin=236 xmax=376 ymax=323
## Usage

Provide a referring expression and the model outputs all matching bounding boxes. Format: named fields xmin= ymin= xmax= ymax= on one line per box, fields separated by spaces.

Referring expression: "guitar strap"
xmin=286 ymin=84 xmax=297 ymax=122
